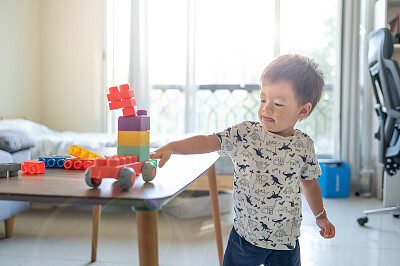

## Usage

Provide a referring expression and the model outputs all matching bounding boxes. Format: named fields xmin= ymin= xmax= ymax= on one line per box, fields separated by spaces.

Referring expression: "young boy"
xmin=151 ymin=54 xmax=335 ymax=266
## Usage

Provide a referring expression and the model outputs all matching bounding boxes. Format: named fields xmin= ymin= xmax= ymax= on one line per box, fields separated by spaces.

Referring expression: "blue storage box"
xmin=317 ymin=159 xmax=350 ymax=198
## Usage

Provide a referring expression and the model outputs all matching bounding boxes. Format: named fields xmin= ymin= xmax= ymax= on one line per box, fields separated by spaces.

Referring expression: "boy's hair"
xmin=260 ymin=54 xmax=324 ymax=116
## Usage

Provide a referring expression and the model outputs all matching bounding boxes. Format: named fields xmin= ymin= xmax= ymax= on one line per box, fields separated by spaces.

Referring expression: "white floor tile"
xmin=0 ymin=196 xmax=398 ymax=265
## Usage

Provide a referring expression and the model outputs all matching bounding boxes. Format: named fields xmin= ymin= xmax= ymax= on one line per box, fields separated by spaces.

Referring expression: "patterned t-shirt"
xmin=215 ymin=121 xmax=321 ymax=250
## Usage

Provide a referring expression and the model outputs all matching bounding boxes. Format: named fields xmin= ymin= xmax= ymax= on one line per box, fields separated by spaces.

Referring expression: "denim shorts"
xmin=222 ymin=227 xmax=301 ymax=266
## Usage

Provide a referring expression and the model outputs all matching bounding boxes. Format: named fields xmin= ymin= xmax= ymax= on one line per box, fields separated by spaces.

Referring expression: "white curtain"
xmin=129 ymin=0 xmax=150 ymax=111
xmin=339 ymin=0 xmax=362 ymax=181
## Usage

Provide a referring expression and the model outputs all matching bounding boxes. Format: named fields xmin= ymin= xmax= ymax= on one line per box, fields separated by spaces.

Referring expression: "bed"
xmin=0 ymin=119 xmax=117 ymax=160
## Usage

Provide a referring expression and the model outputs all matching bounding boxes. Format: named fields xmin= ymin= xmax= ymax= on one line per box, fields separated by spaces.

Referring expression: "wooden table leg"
xmin=136 ymin=210 xmax=158 ymax=266
xmin=91 ymin=205 xmax=102 ymax=262
xmin=5 ymin=216 xmax=15 ymax=238
xmin=207 ymin=163 xmax=224 ymax=266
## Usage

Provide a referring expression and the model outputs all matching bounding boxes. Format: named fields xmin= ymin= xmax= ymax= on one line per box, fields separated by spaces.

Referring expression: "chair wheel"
xmin=357 ymin=216 xmax=368 ymax=226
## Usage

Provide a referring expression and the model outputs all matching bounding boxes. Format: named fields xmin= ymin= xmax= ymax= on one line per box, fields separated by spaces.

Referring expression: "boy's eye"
xmin=275 ymin=103 xmax=284 ymax=107
xmin=260 ymin=100 xmax=266 ymax=103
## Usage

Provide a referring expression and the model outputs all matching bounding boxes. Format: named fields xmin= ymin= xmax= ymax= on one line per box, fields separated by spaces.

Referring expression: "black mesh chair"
xmin=358 ymin=28 xmax=400 ymax=226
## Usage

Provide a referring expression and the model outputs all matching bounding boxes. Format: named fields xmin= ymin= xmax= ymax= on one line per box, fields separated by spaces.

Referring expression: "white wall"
xmin=0 ymin=0 xmax=106 ymax=132
xmin=40 ymin=0 xmax=106 ymax=132
xmin=0 ymin=0 xmax=41 ymax=122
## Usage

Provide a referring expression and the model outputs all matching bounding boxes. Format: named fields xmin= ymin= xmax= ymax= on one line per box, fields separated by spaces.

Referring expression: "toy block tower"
xmin=107 ymin=84 xmax=150 ymax=162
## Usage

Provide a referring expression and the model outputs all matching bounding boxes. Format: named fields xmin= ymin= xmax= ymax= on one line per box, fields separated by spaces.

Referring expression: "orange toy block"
xmin=67 ymin=145 xmax=103 ymax=159
xmin=64 ymin=158 xmax=95 ymax=170
xmin=21 ymin=160 xmax=46 ymax=174
xmin=107 ymin=84 xmax=138 ymax=116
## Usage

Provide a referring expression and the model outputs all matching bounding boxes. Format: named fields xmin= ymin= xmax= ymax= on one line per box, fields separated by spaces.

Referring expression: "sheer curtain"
xmin=126 ymin=0 xmax=340 ymax=158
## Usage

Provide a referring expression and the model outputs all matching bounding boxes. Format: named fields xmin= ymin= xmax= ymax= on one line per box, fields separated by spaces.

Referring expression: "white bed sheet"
xmin=0 ymin=119 xmax=117 ymax=159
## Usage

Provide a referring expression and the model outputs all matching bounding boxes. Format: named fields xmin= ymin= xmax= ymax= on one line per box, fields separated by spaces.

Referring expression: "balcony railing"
xmin=149 ymin=83 xmax=334 ymax=155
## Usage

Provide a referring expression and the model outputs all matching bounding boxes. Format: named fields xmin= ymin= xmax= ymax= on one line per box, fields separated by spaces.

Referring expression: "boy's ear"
xmin=298 ymin=102 xmax=312 ymax=119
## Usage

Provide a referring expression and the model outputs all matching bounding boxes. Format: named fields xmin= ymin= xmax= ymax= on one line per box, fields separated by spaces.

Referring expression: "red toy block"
xmin=21 ymin=160 xmax=46 ymax=174
xmin=109 ymin=97 xmax=137 ymax=110
xmin=107 ymin=89 xmax=135 ymax=101
xmin=107 ymin=84 xmax=138 ymax=116
xmin=64 ymin=158 xmax=95 ymax=170
xmin=122 ymin=106 xmax=138 ymax=116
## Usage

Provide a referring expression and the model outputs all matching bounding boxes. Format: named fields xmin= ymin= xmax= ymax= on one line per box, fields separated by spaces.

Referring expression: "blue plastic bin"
xmin=317 ymin=159 xmax=350 ymax=198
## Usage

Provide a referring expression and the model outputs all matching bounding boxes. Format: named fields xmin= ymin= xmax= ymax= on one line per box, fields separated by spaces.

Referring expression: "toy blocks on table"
xmin=21 ymin=160 xmax=46 ymax=174
xmin=118 ymin=110 xmax=150 ymax=131
xmin=0 ymin=163 xmax=22 ymax=177
xmin=107 ymin=84 xmax=138 ymax=116
xmin=39 ymin=156 xmax=69 ymax=168
xmin=64 ymin=158 xmax=95 ymax=170
xmin=117 ymin=146 xmax=150 ymax=161
xmin=67 ymin=145 xmax=103 ymax=159
xmin=118 ymin=131 xmax=150 ymax=147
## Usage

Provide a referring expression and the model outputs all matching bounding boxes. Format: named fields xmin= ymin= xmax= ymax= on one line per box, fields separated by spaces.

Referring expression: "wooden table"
xmin=0 ymin=152 xmax=224 ymax=266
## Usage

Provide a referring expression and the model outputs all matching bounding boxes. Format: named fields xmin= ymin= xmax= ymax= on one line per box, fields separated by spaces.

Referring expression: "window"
xmin=107 ymin=0 xmax=340 ymax=157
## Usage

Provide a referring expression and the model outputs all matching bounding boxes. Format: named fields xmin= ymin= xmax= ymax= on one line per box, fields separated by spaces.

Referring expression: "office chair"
xmin=358 ymin=28 xmax=400 ymax=226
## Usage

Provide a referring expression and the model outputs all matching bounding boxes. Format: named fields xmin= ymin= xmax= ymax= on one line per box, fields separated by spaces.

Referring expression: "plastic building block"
xmin=85 ymin=155 xmax=157 ymax=191
xmin=0 ymin=163 xmax=22 ymax=177
xmin=118 ymin=110 xmax=150 ymax=131
xmin=39 ymin=156 xmax=70 ymax=168
xmin=67 ymin=145 xmax=103 ymax=159
xmin=21 ymin=160 xmax=46 ymax=174
xmin=117 ymin=146 xmax=150 ymax=161
xmin=107 ymin=84 xmax=138 ymax=116
xmin=64 ymin=158 xmax=95 ymax=170
xmin=118 ymin=131 xmax=150 ymax=147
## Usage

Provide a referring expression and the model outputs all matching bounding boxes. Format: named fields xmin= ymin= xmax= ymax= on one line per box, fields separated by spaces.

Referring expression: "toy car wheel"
xmin=142 ymin=161 xmax=156 ymax=182
xmin=85 ymin=168 xmax=102 ymax=188
xmin=118 ymin=167 xmax=136 ymax=191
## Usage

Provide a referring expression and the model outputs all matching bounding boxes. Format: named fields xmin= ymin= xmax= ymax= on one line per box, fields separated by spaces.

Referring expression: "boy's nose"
xmin=263 ymin=103 xmax=273 ymax=113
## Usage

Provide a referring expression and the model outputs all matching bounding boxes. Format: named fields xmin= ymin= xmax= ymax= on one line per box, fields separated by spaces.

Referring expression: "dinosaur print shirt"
xmin=215 ymin=121 xmax=321 ymax=250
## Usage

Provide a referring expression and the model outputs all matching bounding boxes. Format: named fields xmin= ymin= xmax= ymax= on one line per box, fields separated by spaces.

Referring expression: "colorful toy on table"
xmin=85 ymin=155 xmax=157 ymax=191
xmin=21 ymin=160 xmax=45 ymax=174
xmin=67 ymin=145 xmax=103 ymax=159
xmin=64 ymin=158 xmax=95 ymax=170
xmin=39 ymin=156 xmax=70 ymax=168
xmin=85 ymin=83 xmax=156 ymax=191
xmin=0 ymin=163 xmax=22 ymax=177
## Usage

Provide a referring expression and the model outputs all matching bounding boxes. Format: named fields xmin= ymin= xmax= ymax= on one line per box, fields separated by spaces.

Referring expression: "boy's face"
xmin=258 ymin=80 xmax=311 ymax=137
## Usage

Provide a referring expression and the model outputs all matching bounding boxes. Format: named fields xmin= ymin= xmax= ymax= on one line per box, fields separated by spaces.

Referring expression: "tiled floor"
xmin=0 ymin=195 xmax=399 ymax=266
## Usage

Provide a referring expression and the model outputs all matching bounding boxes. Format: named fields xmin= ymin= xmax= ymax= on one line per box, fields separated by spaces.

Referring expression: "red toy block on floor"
xmin=21 ymin=160 xmax=46 ymax=174
xmin=64 ymin=158 xmax=95 ymax=170
xmin=107 ymin=84 xmax=138 ymax=116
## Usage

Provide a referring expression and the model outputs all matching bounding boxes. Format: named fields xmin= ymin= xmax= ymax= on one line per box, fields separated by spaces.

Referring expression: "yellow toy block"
xmin=67 ymin=145 xmax=103 ymax=159
xmin=118 ymin=131 xmax=150 ymax=147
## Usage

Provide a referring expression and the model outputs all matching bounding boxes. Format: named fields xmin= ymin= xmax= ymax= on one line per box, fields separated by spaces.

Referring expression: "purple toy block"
xmin=118 ymin=110 xmax=150 ymax=131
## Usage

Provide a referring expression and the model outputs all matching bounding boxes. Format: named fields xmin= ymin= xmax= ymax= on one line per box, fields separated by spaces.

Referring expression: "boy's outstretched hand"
xmin=316 ymin=217 xmax=335 ymax=239
xmin=150 ymin=150 xmax=173 ymax=168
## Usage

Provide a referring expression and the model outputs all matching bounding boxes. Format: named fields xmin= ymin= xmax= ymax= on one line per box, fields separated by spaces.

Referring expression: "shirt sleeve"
xmin=214 ymin=121 xmax=249 ymax=158
xmin=300 ymin=137 xmax=322 ymax=180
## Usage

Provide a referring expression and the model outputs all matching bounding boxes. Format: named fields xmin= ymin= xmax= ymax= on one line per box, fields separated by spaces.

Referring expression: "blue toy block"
xmin=0 ymin=163 xmax=22 ymax=177
xmin=39 ymin=156 xmax=71 ymax=168
xmin=318 ymin=160 xmax=350 ymax=198
xmin=118 ymin=110 xmax=150 ymax=131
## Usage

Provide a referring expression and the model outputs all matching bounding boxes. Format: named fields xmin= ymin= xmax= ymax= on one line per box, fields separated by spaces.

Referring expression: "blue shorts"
xmin=223 ymin=227 xmax=301 ymax=266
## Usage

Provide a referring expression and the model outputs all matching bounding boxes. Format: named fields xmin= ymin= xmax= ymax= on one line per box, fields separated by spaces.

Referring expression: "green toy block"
xmin=117 ymin=146 xmax=150 ymax=161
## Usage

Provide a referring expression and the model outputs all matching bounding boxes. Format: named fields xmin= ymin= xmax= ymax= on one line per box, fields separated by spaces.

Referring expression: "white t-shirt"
xmin=215 ymin=121 xmax=321 ymax=250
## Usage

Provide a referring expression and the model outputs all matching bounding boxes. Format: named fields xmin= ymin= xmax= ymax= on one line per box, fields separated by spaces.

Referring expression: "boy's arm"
xmin=150 ymin=134 xmax=221 ymax=168
xmin=300 ymin=179 xmax=335 ymax=239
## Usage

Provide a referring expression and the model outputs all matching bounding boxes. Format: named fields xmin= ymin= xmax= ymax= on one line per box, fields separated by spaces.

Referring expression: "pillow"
xmin=0 ymin=129 xmax=37 ymax=153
